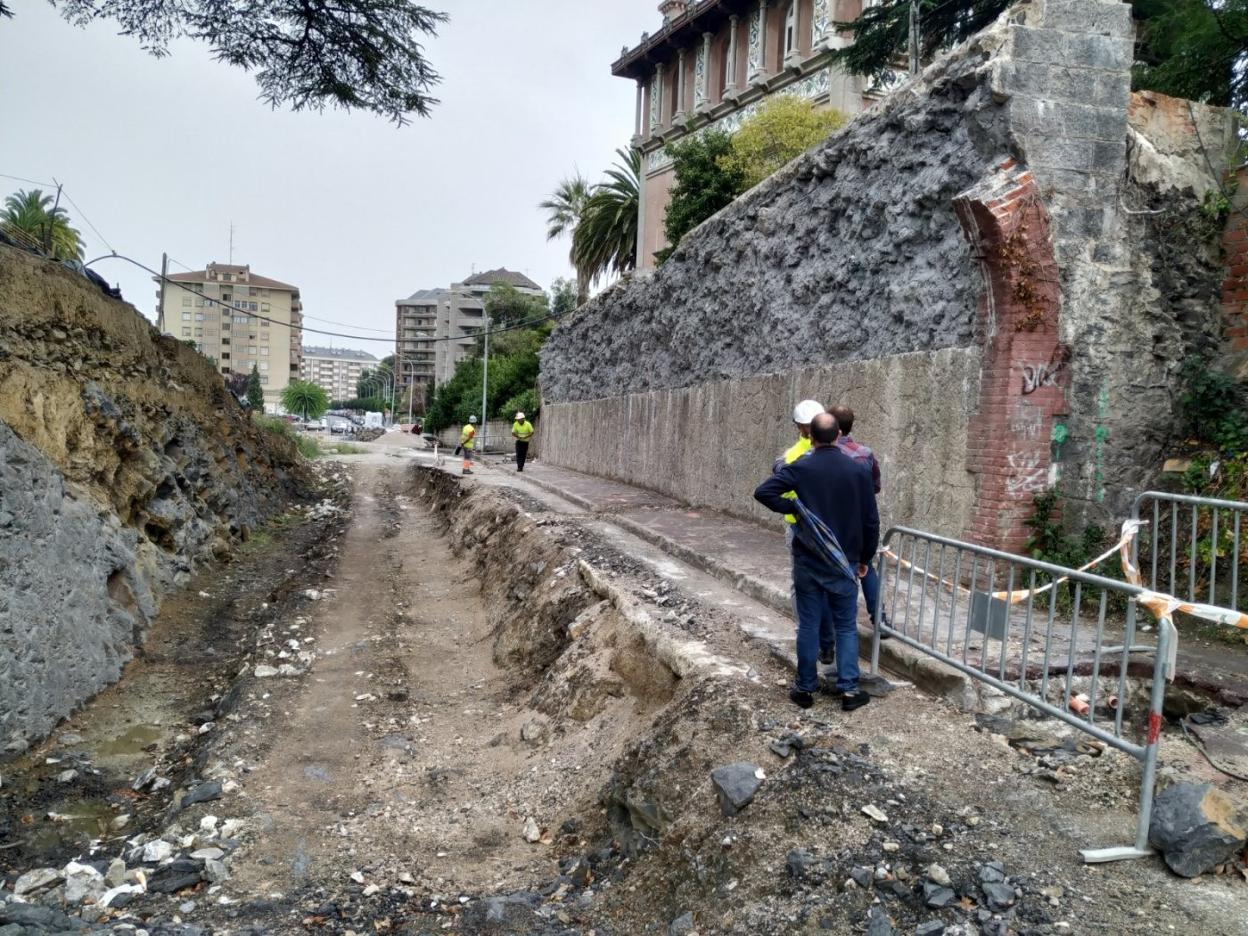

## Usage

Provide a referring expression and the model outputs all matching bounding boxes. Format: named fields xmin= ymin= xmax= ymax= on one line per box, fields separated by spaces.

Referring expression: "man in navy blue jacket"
xmin=754 ymin=412 xmax=879 ymax=711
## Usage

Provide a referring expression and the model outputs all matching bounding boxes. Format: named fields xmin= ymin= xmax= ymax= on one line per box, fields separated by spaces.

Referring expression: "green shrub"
xmin=1178 ymin=355 xmax=1248 ymax=454
xmin=256 ymin=415 xmax=321 ymax=459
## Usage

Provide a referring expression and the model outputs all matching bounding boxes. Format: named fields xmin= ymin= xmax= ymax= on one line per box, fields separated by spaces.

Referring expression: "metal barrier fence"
xmin=869 ymin=526 xmax=1176 ymax=864
xmin=1131 ymin=491 xmax=1248 ymax=615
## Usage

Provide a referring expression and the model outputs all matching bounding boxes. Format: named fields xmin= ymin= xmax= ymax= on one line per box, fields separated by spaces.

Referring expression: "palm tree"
xmin=1 ymin=189 xmax=84 ymax=261
xmin=539 ymin=174 xmax=590 ymax=305
xmin=281 ymin=380 xmax=329 ymax=422
xmin=572 ymin=148 xmax=641 ymax=289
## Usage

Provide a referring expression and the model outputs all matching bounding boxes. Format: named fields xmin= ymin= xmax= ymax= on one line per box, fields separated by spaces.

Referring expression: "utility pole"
xmin=158 ymin=252 xmax=169 ymax=330
xmin=480 ymin=314 xmax=490 ymax=456
xmin=47 ymin=180 xmax=64 ymax=255
xmin=228 ymin=222 xmax=235 ymax=264
xmin=909 ymin=0 xmax=921 ymax=76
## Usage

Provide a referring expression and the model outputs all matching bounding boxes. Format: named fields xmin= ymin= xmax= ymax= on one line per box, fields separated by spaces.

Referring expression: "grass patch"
xmin=256 ymin=416 xmax=322 ymax=459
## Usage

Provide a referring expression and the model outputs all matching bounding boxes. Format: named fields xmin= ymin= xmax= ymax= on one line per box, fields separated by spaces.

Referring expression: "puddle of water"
xmin=94 ymin=723 xmax=164 ymax=758
xmin=26 ymin=799 xmax=118 ymax=853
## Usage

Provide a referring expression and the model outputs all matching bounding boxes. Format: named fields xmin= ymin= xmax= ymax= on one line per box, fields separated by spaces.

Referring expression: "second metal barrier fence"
xmin=1131 ymin=490 xmax=1248 ymax=618
xmin=869 ymin=526 xmax=1177 ymax=864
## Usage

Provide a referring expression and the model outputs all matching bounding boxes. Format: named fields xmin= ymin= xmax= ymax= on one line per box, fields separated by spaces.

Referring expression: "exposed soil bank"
xmin=0 ymin=245 xmax=309 ymax=752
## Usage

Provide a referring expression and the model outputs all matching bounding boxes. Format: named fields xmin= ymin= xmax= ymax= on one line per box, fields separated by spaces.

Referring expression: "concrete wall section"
xmin=542 ymin=348 xmax=982 ymax=535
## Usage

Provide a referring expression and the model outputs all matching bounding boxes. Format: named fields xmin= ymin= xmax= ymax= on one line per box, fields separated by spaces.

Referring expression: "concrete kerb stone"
xmin=576 ymin=560 xmax=754 ymax=682
xmin=517 ymin=470 xmax=978 ymax=710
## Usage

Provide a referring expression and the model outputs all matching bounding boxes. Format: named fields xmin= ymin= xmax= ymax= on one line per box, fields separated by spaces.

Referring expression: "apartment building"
xmin=616 ymin=0 xmax=883 ymax=268
xmin=155 ymin=262 xmax=303 ymax=411
xmin=299 ymin=346 xmax=378 ymax=402
xmin=395 ymin=268 xmax=542 ymax=396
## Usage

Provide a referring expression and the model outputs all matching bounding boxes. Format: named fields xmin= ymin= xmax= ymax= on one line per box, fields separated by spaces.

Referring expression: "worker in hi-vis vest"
xmin=460 ymin=415 xmax=477 ymax=475
xmin=773 ymin=399 xmax=834 ymax=663
xmin=511 ymin=411 xmax=534 ymax=472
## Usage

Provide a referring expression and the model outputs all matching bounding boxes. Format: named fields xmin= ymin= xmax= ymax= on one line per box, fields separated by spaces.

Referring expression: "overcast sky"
xmin=1 ymin=1 xmax=654 ymax=357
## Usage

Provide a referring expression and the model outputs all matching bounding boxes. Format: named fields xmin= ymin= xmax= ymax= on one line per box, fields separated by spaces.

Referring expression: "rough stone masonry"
xmin=0 ymin=246 xmax=305 ymax=752
xmin=540 ymin=0 xmax=1237 ymax=547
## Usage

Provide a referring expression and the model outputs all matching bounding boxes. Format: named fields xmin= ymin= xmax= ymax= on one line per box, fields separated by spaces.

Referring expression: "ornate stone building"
xmin=614 ymin=0 xmax=880 ymax=268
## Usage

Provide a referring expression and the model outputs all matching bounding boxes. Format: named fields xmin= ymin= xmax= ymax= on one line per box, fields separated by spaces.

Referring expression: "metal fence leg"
xmin=1081 ymin=618 xmax=1171 ymax=863
xmin=870 ymin=551 xmax=885 ymax=676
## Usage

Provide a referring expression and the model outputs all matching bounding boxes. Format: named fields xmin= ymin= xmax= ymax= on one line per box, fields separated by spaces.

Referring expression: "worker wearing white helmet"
xmin=511 ymin=411 xmax=534 ymax=472
xmin=774 ymin=399 xmax=836 ymax=666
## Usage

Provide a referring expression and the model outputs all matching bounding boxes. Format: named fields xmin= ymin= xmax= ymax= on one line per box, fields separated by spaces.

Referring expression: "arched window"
xmin=783 ymin=2 xmax=798 ymax=59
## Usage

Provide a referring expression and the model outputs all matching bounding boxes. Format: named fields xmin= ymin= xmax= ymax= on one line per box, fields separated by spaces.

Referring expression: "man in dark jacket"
xmin=754 ymin=412 xmax=879 ymax=712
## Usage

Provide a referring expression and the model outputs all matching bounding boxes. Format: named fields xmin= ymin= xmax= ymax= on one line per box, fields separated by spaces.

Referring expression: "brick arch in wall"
xmin=953 ymin=158 xmax=1070 ymax=553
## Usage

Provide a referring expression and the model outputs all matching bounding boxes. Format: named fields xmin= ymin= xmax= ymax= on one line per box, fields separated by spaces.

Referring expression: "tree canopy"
xmin=281 ymin=380 xmax=330 ymax=421
xmin=657 ymin=130 xmax=745 ymax=264
xmin=571 ymin=147 xmax=641 ymax=289
xmin=829 ymin=0 xmax=1248 ymax=113
xmin=6 ymin=0 xmax=447 ymax=124
xmin=246 ymin=365 xmax=265 ymax=415
xmin=424 ymin=285 xmax=557 ymax=432
xmin=721 ymin=96 xmax=847 ymax=190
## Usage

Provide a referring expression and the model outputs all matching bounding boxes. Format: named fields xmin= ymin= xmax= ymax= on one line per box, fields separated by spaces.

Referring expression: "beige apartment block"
xmin=617 ymin=0 xmax=885 ymax=269
xmin=155 ymin=262 xmax=303 ymax=411
xmin=299 ymin=346 xmax=378 ymax=402
xmin=395 ymin=268 xmax=542 ymax=397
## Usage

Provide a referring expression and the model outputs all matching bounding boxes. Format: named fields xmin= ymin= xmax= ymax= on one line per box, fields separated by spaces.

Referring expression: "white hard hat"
xmin=469 ymin=415 xmax=478 ymax=424
xmin=515 ymin=411 xmax=525 ymax=420
xmin=792 ymin=399 xmax=824 ymax=425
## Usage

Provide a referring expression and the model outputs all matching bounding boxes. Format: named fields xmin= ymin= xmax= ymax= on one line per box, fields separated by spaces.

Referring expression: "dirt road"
xmin=231 ymin=459 xmax=559 ymax=896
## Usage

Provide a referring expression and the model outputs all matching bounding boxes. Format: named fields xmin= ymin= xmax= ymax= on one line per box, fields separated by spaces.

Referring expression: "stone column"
xmin=649 ymin=71 xmax=662 ymax=131
xmin=695 ymin=31 xmax=711 ymax=109
xmin=674 ymin=48 xmax=688 ymax=121
xmin=726 ymin=14 xmax=740 ymax=92
xmin=749 ymin=1 xmax=769 ymax=85
xmin=634 ymin=78 xmax=645 ymax=140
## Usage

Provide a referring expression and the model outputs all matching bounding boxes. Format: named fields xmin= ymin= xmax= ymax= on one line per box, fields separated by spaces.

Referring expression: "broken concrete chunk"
xmin=13 ymin=867 xmax=63 ymax=896
xmin=923 ymin=882 xmax=956 ymax=908
xmin=253 ymin=664 xmax=280 ymax=678
xmin=63 ymin=861 xmax=105 ymax=905
xmin=522 ymin=816 xmax=542 ymax=843
xmin=668 ymin=911 xmax=696 ymax=935
xmin=861 ymin=803 xmax=889 ymax=824
xmin=710 ymin=762 xmax=764 ymax=817
xmin=1149 ymin=781 xmax=1248 ymax=878
xmin=926 ymin=863 xmax=952 ymax=888
xmin=865 ymin=906 xmax=896 ymax=936
xmin=520 ymin=719 xmax=547 ymax=744
xmin=141 ymin=839 xmax=174 ymax=863
xmin=982 ymin=881 xmax=1017 ymax=910
xmin=180 ymin=780 xmax=223 ymax=809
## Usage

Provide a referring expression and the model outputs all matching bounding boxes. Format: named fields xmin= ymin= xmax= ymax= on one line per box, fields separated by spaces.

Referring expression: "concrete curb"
xmin=518 ymin=471 xmax=979 ymax=710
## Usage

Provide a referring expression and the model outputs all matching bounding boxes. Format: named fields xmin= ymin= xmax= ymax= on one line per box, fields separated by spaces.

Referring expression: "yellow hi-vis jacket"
xmin=512 ymin=420 xmax=534 ymax=441
xmin=780 ymin=436 xmax=811 ymax=525
xmin=460 ymin=424 xmax=476 ymax=449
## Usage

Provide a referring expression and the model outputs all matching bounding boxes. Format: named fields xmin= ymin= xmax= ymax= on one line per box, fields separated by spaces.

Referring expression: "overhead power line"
xmin=85 ymin=253 xmax=566 ymax=344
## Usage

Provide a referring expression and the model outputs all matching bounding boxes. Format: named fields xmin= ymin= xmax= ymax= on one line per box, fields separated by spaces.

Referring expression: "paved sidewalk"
xmin=465 ymin=455 xmax=1248 ymax=713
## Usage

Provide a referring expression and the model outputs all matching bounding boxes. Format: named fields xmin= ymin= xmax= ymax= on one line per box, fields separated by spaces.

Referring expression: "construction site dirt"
xmin=3 ymin=442 xmax=1247 ymax=935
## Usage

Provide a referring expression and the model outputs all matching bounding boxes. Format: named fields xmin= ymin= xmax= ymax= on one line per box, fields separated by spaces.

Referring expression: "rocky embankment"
xmin=0 ymin=245 xmax=307 ymax=753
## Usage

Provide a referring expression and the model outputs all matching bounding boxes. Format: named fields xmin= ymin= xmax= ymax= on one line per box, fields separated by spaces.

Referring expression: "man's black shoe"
xmin=818 ymin=646 xmax=835 ymax=666
xmin=841 ymin=691 xmax=871 ymax=712
xmin=789 ymin=688 xmax=814 ymax=709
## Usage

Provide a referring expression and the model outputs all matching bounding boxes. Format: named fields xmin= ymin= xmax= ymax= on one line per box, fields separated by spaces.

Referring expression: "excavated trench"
xmin=5 ymin=459 xmax=1248 ymax=936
